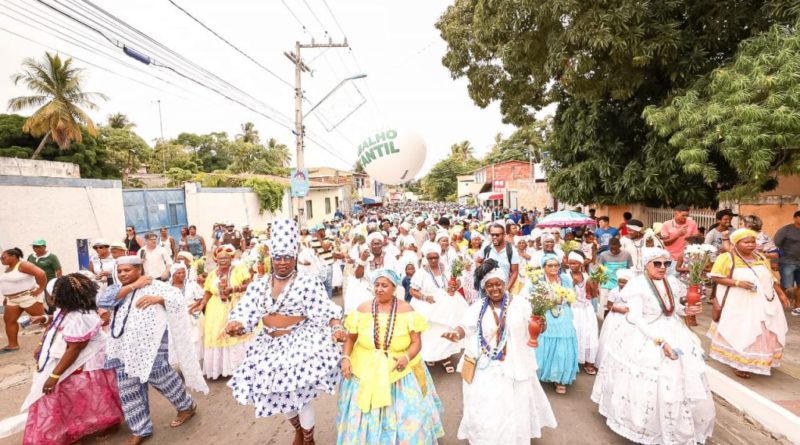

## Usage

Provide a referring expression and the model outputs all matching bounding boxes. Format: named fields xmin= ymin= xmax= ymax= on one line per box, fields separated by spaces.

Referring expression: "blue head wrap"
xmin=540 ymin=253 xmax=560 ymax=269
xmin=371 ymin=268 xmax=401 ymax=287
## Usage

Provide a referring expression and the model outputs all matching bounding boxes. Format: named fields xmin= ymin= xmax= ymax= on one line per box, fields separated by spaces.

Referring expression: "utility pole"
xmin=156 ymin=99 xmax=164 ymax=140
xmin=285 ymin=38 xmax=348 ymax=228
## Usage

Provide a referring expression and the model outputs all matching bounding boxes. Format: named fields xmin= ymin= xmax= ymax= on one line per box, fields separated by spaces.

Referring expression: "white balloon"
xmin=357 ymin=129 xmax=426 ymax=185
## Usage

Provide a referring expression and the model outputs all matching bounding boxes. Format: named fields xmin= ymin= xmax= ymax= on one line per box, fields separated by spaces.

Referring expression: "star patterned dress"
xmin=227 ymin=271 xmax=343 ymax=417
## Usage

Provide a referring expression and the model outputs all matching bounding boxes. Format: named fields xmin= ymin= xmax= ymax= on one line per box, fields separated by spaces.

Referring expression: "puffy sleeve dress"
xmin=591 ymin=274 xmax=716 ymax=445
xmin=227 ymin=272 xmax=343 ymax=418
xmin=336 ymin=309 xmax=444 ymax=445
xmin=202 ymin=264 xmax=253 ymax=378
xmin=456 ymin=296 xmax=557 ymax=445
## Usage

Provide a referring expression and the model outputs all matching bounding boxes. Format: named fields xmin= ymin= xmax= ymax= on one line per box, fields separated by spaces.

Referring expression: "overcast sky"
xmin=0 ymin=0 xmax=525 ymax=176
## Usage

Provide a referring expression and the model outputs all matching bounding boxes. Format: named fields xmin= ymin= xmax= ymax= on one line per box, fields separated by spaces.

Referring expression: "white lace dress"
xmin=591 ymin=275 xmax=715 ymax=444
xmin=227 ymin=272 xmax=343 ymax=417
xmin=596 ymin=286 xmax=626 ymax=369
xmin=456 ymin=296 xmax=557 ymax=444
xmin=409 ymin=264 xmax=468 ymax=362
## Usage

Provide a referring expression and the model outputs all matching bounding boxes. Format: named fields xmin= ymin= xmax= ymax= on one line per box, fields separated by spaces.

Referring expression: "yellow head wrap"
xmin=730 ymin=228 xmax=757 ymax=245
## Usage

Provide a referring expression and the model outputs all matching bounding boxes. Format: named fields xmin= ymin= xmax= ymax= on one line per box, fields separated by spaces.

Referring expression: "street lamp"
xmin=304 ymin=74 xmax=367 ymax=118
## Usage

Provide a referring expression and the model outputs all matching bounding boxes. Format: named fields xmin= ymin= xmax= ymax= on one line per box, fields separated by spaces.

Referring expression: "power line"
xmin=321 ymin=0 xmax=347 ymax=38
xmin=301 ymin=0 xmax=329 ymax=37
xmin=165 ymin=0 xmax=295 ymax=90
xmin=280 ymin=0 xmax=313 ymax=38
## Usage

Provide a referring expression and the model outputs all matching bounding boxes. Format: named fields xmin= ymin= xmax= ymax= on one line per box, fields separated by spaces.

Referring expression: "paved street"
xmin=0 ymin=297 xmax=785 ymax=445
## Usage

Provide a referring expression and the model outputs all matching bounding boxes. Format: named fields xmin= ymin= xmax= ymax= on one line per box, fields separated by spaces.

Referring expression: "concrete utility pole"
xmin=284 ymin=38 xmax=348 ymax=228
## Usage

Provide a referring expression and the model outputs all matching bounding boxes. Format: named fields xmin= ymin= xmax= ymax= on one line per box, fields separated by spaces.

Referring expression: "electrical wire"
xmin=165 ymin=0 xmax=295 ymax=90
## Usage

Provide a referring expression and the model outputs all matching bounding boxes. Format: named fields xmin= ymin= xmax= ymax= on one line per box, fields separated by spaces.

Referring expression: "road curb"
xmin=707 ymin=366 xmax=800 ymax=444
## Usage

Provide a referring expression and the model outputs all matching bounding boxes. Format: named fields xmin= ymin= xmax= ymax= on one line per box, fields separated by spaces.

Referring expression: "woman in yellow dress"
xmin=337 ymin=268 xmax=445 ymax=444
xmin=190 ymin=244 xmax=252 ymax=379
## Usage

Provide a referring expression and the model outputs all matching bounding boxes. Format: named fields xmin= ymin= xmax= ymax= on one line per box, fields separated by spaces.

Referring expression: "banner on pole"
xmin=290 ymin=168 xmax=310 ymax=197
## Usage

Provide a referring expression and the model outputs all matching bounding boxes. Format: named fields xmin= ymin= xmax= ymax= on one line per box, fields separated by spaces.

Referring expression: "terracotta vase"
xmin=257 ymin=262 xmax=266 ymax=276
xmin=686 ymin=284 xmax=701 ymax=326
xmin=527 ymin=315 xmax=547 ymax=348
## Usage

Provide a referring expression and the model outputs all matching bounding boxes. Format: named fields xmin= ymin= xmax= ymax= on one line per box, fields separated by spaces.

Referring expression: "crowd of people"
xmin=1 ymin=202 xmax=798 ymax=445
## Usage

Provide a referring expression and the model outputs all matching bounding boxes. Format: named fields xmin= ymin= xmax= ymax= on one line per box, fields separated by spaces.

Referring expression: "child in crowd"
xmin=402 ymin=261 xmax=416 ymax=303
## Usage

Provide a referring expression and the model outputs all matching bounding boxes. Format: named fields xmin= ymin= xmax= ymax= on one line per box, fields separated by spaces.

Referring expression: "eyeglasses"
xmin=545 ymin=263 xmax=560 ymax=268
xmin=651 ymin=261 xmax=673 ymax=269
xmin=126 ymin=229 xmax=134 ymax=233
xmin=272 ymin=255 xmax=294 ymax=262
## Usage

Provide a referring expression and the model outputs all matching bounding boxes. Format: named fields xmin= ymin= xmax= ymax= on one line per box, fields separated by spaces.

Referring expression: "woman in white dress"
xmin=592 ymin=248 xmax=715 ymax=445
xmin=443 ymin=259 xmax=557 ymax=445
xmin=344 ymin=232 xmax=399 ymax=314
xmin=409 ymin=243 xmax=468 ymax=373
xmin=436 ymin=230 xmax=459 ymax=273
xmin=566 ymin=250 xmax=599 ymax=375
xmin=595 ymin=268 xmax=633 ymax=368
xmin=170 ymin=263 xmax=204 ymax=361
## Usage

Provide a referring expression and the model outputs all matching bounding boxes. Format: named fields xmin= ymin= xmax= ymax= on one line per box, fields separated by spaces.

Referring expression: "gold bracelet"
xmin=49 ymin=373 xmax=60 ymax=379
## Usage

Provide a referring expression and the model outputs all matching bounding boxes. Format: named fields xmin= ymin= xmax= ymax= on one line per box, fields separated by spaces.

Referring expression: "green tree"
xmin=238 ymin=121 xmax=260 ymax=144
xmin=422 ymin=155 xmax=480 ymax=201
xmin=7 ymin=52 xmax=107 ymax=159
xmin=106 ymin=112 xmax=134 ymax=130
xmin=436 ymin=0 xmax=799 ymax=206
xmin=450 ymin=140 xmax=475 ymax=162
xmin=173 ymin=131 xmax=232 ymax=171
xmin=265 ymin=137 xmax=291 ymax=167
xmin=644 ymin=22 xmax=800 ymax=201
xmin=100 ymin=126 xmax=151 ymax=185
xmin=483 ymin=120 xmax=549 ymax=165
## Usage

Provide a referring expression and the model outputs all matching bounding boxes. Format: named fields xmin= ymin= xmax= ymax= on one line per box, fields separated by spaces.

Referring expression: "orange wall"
xmin=738 ymin=203 xmax=798 ymax=236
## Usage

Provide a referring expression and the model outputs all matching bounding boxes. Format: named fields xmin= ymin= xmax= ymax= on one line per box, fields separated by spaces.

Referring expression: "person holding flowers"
xmin=190 ymin=244 xmax=253 ymax=379
xmin=529 ymin=254 xmax=579 ymax=394
xmin=567 ymin=250 xmax=599 ymax=375
xmin=707 ymin=228 xmax=790 ymax=379
xmin=442 ymin=259 xmax=557 ymax=444
xmin=592 ymin=248 xmax=714 ymax=445
xmin=337 ymin=268 xmax=444 ymax=444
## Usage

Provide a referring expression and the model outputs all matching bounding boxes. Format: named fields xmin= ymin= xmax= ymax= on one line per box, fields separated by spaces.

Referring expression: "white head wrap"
xmin=531 ymin=228 xmax=543 ymax=239
xmin=641 ymin=247 xmax=670 ymax=265
xmin=421 ymin=242 xmax=441 ymax=257
xmin=116 ymin=255 xmax=142 ymax=265
xmin=400 ymin=222 xmax=412 ymax=231
xmin=177 ymin=251 xmax=193 ymax=262
xmin=567 ymin=251 xmax=584 ymax=263
xmin=435 ymin=230 xmax=450 ymax=242
xmin=366 ymin=231 xmax=384 ymax=245
xmin=170 ymin=262 xmax=187 ymax=276
xmin=269 ymin=218 xmax=300 ymax=257
xmin=480 ymin=268 xmax=507 ymax=289
xmin=615 ymin=268 xmax=634 ymax=282
xmin=541 ymin=233 xmax=555 ymax=242
xmin=627 ymin=223 xmax=643 ymax=232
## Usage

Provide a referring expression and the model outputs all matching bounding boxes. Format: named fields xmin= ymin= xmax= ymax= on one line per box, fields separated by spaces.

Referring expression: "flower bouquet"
xmin=449 ymin=258 xmax=465 ymax=297
xmin=683 ymin=244 xmax=716 ymax=319
xmin=523 ymin=263 xmax=544 ymax=283
xmin=524 ymin=281 xmax=559 ymax=347
xmin=589 ymin=264 xmax=609 ymax=286
xmin=560 ymin=240 xmax=580 ymax=256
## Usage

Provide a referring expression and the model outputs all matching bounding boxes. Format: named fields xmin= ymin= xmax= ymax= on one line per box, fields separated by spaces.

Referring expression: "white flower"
xmin=700 ymin=244 xmax=717 ymax=253
xmin=685 ymin=245 xmax=703 ymax=255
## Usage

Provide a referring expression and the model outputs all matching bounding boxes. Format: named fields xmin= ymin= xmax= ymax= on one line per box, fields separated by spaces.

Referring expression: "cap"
xmin=31 ymin=239 xmax=46 ymax=246
xmin=91 ymin=238 xmax=110 ymax=247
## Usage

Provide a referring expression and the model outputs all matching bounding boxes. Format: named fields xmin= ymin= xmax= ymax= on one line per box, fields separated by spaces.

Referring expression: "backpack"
xmin=483 ymin=242 xmax=513 ymax=264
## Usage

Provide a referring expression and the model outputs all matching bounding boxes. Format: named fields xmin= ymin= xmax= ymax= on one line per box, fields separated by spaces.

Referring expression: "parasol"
xmin=536 ymin=210 xmax=596 ymax=228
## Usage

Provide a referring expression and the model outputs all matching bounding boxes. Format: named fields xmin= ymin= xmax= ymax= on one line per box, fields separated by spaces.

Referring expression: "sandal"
xmin=584 ymin=365 xmax=597 ymax=375
xmin=0 ymin=347 xmax=20 ymax=354
xmin=170 ymin=403 xmax=197 ymax=428
xmin=733 ymin=370 xmax=752 ymax=379
xmin=442 ymin=360 xmax=455 ymax=374
xmin=425 ymin=361 xmax=435 ymax=367
xmin=555 ymin=384 xmax=567 ymax=394
xmin=123 ymin=435 xmax=150 ymax=445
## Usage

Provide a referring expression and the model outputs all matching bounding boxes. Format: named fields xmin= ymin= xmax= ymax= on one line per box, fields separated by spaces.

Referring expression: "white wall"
xmin=183 ymin=182 xmax=289 ymax=239
xmin=0 ymin=158 xmax=80 ymax=178
xmin=0 ymin=176 xmax=125 ymax=273
xmin=303 ymin=187 xmax=344 ymax=226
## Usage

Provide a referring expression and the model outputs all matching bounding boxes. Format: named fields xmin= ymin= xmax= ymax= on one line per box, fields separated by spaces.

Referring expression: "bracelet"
xmin=654 ymin=337 xmax=664 ymax=347
xmin=404 ymin=353 xmax=411 ymax=363
xmin=332 ymin=324 xmax=345 ymax=333
xmin=341 ymin=355 xmax=351 ymax=362
xmin=49 ymin=373 xmax=60 ymax=379
xmin=734 ymin=280 xmax=739 ymax=288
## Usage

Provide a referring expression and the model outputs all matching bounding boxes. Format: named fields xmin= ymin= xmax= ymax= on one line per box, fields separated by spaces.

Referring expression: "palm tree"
xmin=266 ymin=137 xmax=291 ymax=166
xmin=239 ymin=121 xmax=260 ymax=144
xmin=450 ymin=140 xmax=475 ymax=162
xmin=107 ymin=112 xmax=134 ymax=130
xmin=7 ymin=52 xmax=107 ymax=159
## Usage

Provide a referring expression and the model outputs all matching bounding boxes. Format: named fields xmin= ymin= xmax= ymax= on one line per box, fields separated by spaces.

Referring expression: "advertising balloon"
xmin=356 ymin=129 xmax=426 ymax=185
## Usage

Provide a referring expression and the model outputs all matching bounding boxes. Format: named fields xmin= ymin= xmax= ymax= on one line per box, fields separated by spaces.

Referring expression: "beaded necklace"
xmin=477 ymin=294 xmax=508 ymax=361
xmin=426 ymin=265 xmax=444 ymax=289
xmin=111 ymin=289 xmax=137 ymax=339
xmin=37 ymin=312 xmax=65 ymax=372
xmin=732 ymin=248 xmax=775 ymax=301
xmin=645 ymin=275 xmax=675 ymax=316
xmin=372 ymin=297 xmax=398 ymax=352
xmin=216 ymin=267 xmax=232 ymax=295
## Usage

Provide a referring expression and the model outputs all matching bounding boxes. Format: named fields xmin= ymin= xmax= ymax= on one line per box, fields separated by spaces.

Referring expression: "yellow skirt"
xmin=203 ymin=294 xmax=253 ymax=349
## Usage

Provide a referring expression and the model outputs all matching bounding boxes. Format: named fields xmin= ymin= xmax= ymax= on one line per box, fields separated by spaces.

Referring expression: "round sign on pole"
xmin=357 ymin=129 xmax=426 ymax=185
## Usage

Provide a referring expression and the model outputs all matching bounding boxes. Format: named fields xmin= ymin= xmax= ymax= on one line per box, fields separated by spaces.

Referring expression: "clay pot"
xmin=687 ymin=284 xmax=701 ymax=306
xmin=527 ymin=315 xmax=547 ymax=348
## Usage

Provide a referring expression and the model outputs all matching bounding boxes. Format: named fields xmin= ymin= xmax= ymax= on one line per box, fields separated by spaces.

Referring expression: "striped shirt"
xmin=310 ymin=236 xmax=335 ymax=266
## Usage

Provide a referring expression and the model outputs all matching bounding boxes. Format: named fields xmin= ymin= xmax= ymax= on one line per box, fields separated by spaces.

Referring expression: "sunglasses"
xmin=272 ymin=255 xmax=294 ymax=262
xmin=651 ymin=261 xmax=673 ymax=269
xmin=545 ymin=263 xmax=560 ymax=268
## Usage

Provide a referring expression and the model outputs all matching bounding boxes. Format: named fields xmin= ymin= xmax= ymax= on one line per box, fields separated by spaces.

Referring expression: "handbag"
xmin=711 ymin=252 xmax=735 ymax=322
xmin=461 ymin=355 xmax=476 ymax=384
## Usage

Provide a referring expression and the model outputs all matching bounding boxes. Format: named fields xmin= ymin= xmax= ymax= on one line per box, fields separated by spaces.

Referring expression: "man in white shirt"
xmin=138 ymin=232 xmax=173 ymax=281
xmin=620 ymin=218 xmax=646 ymax=274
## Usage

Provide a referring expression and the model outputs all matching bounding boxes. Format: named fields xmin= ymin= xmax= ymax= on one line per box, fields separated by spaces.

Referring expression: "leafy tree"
xmin=7 ymin=52 xmax=107 ymax=159
xmin=100 ymin=126 xmax=151 ymax=184
xmin=483 ymin=120 xmax=549 ymax=165
xmin=436 ymin=0 xmax=799 ymax=206
xmin=644 ymin=22 xmax=800 ymax=201
xmin=265 ymin=137 xmax=291 ymax=167
xmin=238 ymin=121 xmax=260 ymax=144
xmin=0 ymin=114 xmax=38 ymax=148
xmin=106 ymin=112 xmax=134 ymax=130
xmin=450 ymin=140 xmax=475 ymax=162
xmin=422 ymin=154 xmax=480 ymax=201
xmin=173 ymin=131 xmax=232 ymax=172
xmin=166 ymin=167 xmax=194 ymax=187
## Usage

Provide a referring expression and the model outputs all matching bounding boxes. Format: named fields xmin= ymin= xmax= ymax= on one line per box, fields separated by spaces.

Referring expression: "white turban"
xmin=366 ymin=231 xmax=384 ymax=245
xmin=615 ymin=268 xmax=634 ymax=282
xmin=480 ymin=268 xmax=507 ymax=289
xmin=421 ymin=242 xmax=441 ymax=257
xmin=642 ymin=247 xmax=670 ymax=265
xmin=435 ymin=230 xmax=450 ymax=242
xmin=116 ymin=255 xmax=142 ymax=265
xmin=170 ymin=263 xmax=187 ymax=276
xmin=567 ymin=251 xmax=584 ymax=263
xmin=400 ymin=222 xmax=412 ymax=231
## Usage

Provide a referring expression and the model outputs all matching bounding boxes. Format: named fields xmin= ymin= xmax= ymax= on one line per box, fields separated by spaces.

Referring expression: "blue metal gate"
xmin=122 ymin=188 xmax=187 ymax=240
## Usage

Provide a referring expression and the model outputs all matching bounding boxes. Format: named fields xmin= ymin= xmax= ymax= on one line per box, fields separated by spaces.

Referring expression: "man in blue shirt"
xmin=594 ymin=216 xmax=619 ymax=254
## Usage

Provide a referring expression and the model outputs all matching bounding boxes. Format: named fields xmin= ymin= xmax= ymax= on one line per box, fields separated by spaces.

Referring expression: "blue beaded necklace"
xmin=111 ymin=289 xmax=137 ymax=339
xmin=426 ymin=265 xmax=444 ymax=289
xmin=36 ymin=312 xmax=65 ymax=372
xmin=477 ymin=294 xmax=508 ymax=362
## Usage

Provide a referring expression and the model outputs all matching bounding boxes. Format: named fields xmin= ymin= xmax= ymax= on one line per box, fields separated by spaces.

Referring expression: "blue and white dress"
xmin=532 ymin=274 xmax=579 ymax=385
xmin=227 ymin=271 xmax=343 ymax=417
